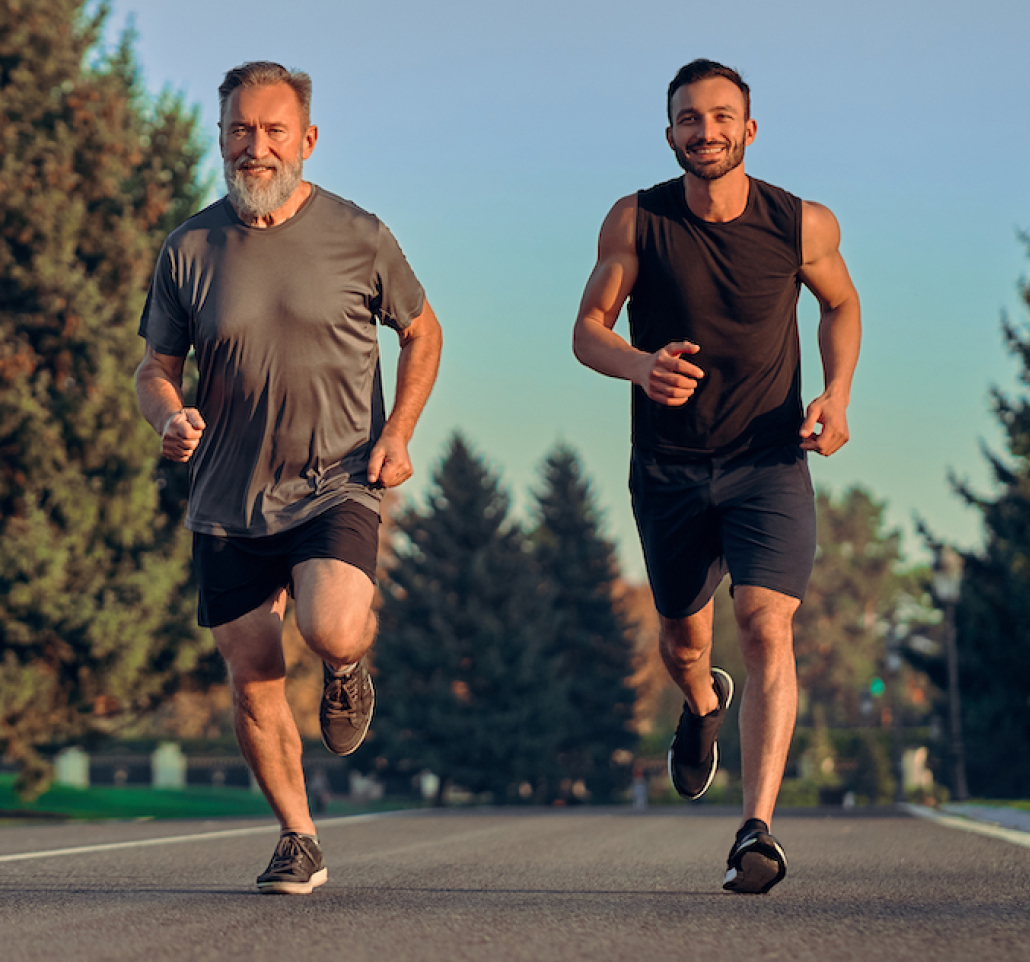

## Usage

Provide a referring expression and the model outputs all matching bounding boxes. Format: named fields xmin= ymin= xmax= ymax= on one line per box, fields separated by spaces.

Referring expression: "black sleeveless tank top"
xmin=629 ymin=176 xmax=803 ymax=457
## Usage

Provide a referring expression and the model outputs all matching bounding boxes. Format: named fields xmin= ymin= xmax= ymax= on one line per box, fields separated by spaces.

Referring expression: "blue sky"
xmin=111 ymin=0 xmax=1030 ymax=580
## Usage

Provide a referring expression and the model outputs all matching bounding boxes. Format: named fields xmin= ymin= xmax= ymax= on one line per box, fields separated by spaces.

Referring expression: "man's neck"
xmin=683 ymin=169 xmax=750 ymax=223
xmin=234 ymin=181 xmax=313 ymax=229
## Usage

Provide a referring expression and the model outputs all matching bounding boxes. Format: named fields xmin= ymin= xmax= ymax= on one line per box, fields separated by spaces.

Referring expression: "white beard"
xmin=224 ymin=152 xmax=304 ymax=220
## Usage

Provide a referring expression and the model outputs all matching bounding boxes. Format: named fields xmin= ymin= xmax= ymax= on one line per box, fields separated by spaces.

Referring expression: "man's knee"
xmin=213 ymin=608 xmax=288 ymax=687
xmin=733 ymin=587 xmax=799 ymax=665
xmin=658 ymin=606 xmax=713 ymax=664
xmin=297 ymin=604 xmax=376 ymax=663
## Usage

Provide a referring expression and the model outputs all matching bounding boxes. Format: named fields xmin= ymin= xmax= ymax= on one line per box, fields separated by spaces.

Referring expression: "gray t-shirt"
xmin=139 ymin=186 xmax=425 ymax=537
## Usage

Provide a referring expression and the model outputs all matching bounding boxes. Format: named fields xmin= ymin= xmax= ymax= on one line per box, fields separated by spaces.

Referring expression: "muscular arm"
xmin=367 ymin=299 xmax=443 ymax=487
xmin=797 ymin=201 xmax=861 ymax=456
xmin=134 ymin=346 xmax=206 ymax=462
xmin=572 ymin=195 xmax=704 ymax=405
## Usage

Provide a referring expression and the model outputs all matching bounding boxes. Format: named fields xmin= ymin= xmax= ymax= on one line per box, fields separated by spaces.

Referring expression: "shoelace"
xmin=267 ymin=835 xmax=307 ymax=872
xmin=325 ymin=670 xmax=361 ymax=718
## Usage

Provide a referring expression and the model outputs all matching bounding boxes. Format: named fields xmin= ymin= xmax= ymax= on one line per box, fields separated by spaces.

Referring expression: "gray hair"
xmin=218 ymin=61 xmax=313 ymax=128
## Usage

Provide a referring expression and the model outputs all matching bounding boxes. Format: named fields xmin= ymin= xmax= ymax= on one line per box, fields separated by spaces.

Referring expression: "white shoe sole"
xmin=258 ymin=867 xmax=328 ymax=895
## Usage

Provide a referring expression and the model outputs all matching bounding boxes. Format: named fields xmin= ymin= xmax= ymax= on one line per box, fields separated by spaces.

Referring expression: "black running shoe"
xmin=257 ymin=832 xmax=328 ymax=895
xmin=320 ymin=658 xmax=375 ymax=756
xmin=722 ymin=819 xmax=787 ymax=894
xmin=667 ymin=667 xmax=734 ymax=800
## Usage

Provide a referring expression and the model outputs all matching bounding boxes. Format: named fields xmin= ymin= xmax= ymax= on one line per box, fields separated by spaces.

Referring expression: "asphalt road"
xmin=1 ymin=806 xmax=1028 ymax=961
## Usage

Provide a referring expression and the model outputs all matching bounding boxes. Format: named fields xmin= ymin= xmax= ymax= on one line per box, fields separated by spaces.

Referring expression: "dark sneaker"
xmin=723 ymin=819 xmax=787 ymax=894
xmin=257 ymin=832 xmax=328 ymax=895
xmin=320 ymin=658 xmax=374 ymax=756
xmin=667 ymin=667 xmax=734 ymax=800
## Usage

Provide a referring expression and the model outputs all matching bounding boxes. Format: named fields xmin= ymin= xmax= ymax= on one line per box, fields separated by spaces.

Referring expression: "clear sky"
xmin=110 ymin=0 xmax=1030 ymax=580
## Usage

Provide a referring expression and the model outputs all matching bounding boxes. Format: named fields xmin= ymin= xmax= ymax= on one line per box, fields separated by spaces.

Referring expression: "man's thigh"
xmin=292 ymin=558 xmax=375 ymax=645
xmin=286 ymin=500 xmax=380 ymax=645
xmin=210 ymin=589 xmax=289 ymax=679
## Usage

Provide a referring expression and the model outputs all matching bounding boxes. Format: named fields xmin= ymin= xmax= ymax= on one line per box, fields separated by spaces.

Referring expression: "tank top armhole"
xmin=634 ymin=188 xmax=646 ymax=257
xmin=794 ymin=196 xmax=804 ymax=269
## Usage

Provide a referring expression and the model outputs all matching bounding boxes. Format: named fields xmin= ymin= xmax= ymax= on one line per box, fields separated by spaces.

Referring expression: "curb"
xmin=902 ymin=803 xmax=1030 ymax=850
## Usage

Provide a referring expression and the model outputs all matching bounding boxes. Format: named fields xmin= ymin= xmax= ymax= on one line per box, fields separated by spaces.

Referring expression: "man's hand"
xmin=162 ymin=408 xmax=206 ymax=462
xmin=367 ymin=430 xmax=413 ymax=488
xmin=638 ymin=340 xmax=704 ymax=406
xmin=799 ymin=391 xmax=849 ymax=456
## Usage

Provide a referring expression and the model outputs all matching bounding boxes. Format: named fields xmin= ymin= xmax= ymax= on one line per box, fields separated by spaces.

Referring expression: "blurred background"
xmin=2 ymin=0 xmax=1029 ymax=819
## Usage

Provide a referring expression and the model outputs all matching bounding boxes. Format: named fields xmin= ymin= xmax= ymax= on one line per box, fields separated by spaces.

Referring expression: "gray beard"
xmin=224 ymin=153 xmax=304 ymax=220
xmin=674 ymin=138 xmax=746 ymax=181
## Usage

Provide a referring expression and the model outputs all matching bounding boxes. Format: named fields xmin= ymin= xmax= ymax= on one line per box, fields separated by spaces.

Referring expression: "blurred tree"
xmin=375 ymin=433 xmax=566 ymax=803
xmin=531 ymin=443 xmax=636 ymax=802
xmin=0 ymin=0 xmax=211 ymax=797
xmin=792 ymin=487 xmax=914 ymax=728
xmin=951 ymin=239 xmax=1030 ymax=797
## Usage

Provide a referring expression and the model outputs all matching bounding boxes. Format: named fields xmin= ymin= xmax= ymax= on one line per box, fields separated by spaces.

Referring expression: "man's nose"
xmin=697 ymin=117 xmax=718 ymax=141
xmin=246 ymin=128 xmax=270 ymax=157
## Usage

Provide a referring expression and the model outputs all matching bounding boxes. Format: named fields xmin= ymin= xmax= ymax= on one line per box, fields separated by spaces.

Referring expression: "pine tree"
xmin=952 ymin=242 xmax=1030 ymax=796
xmin=531 ymin=443 xmax=636 ymax=802
xmin=793 ymin=487 xmax=913 ymax=727
xmin=0 ymin=0 xmax=210 ymax=796
xmin=375 ymin=433 xmax=566 ymax=802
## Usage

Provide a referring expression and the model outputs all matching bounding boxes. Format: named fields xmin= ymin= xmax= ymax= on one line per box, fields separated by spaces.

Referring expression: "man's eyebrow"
xmin=675 ymin=103 xmax=739 ymax=119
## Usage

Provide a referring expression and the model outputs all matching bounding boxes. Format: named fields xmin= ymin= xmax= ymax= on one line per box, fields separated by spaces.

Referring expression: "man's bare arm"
xmin=797 ymin=201 xmax=861 ymax=456
xmin=572 ymin=195 xmax=704 ymax=406
xmin=134 ymin=346 xmax=206 ymax=462
xmin=367 ymin=299 xmax=443 ymax=487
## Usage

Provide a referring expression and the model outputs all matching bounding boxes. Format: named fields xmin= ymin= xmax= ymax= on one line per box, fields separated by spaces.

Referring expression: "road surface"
xmin=1 ymin=806 xmax=1028 ymax=961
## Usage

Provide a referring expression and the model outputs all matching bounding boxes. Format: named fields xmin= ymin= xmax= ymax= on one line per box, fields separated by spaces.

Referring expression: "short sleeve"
xmin=370 ymin=222 xmax=425 ymax=332
xmin=138 ymin=239 xmax=191 ymax=357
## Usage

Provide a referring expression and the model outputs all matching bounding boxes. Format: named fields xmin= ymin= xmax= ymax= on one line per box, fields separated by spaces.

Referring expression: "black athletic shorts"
xmin=630 ymin=443 xmax=817 ymax=619
xmin=193 ymin=500 xmax=380 ymax=629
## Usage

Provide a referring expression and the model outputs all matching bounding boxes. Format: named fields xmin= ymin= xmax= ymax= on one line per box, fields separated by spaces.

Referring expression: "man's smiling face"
xmin=220 ymin=82 xmax=315 ymax=220
xmin=666 ymin=77 xmax=757 ymax=182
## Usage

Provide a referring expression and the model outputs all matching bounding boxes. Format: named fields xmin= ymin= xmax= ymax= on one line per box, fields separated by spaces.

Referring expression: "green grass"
xmin=0 ymin=774 xmax=414 ymax=822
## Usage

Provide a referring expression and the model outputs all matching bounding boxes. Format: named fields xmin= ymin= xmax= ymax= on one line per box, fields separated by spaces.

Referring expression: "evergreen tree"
xmin=375 ymin=433 xmax=566 ymax=803
xmin=952 ymin=243 xmax=1030 ymax=796
xmin=531 ymin=443 xmax=636 ymax=802
xmin=793 ymin=487 xmax=914 ymax=727
xmin=0 ymin=0 xmax=210 ymax=796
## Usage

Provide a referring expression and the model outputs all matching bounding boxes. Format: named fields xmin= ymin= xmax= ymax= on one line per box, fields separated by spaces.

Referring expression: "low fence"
xmin=48 ymin=744 xmax=381 ymax=799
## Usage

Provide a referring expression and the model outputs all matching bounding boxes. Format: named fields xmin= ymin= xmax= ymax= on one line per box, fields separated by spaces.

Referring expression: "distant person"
xmin=573 ymin=59 xmax=860 ymax=893
xmin=135 ymin=61 xmax=442 ymax=894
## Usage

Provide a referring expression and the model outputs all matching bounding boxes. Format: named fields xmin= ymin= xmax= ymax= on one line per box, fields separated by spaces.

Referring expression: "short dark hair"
xmin=667 ymin=59 xmax=750 ymax=123
xmin=218 ymin=61 xmax=313 ymax=129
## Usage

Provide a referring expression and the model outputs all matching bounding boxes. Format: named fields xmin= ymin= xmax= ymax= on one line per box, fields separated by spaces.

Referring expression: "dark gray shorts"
xmin=193 ymin=500 xmax=379 ymax=628
xmin=630 ymin=444 xmax=817 ymax=619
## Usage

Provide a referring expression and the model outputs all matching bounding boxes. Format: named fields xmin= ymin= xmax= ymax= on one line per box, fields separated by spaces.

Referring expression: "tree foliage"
xmin=531 ymin=443 xmax=636 ymax=801
xmin=792 ymin=486 xmax=918 ymax=727
xmin=951 ymin=240 xmax=1030 ymax=797
xmin=0 ymin=0 xmax=210 ymax=796
xmin=374 ymin=433 xmax=567 ymax=802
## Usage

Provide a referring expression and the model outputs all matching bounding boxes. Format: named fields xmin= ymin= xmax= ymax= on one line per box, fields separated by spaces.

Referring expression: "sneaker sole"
xmin=723 ymin=838 xmax=787 ymax=895
xmin=667 ymin=668 xmax=735 ymax=800
xmin=258 ymin=867 xmax=328 ymax=895
xmin=321 ymin=674 xmax=375 ymax=757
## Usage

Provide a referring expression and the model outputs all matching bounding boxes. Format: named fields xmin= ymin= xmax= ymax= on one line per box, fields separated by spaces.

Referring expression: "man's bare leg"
xmin=658 ymin=599 xmax=720 ymax=716
xmin=293 ymin=558 xmax=378 ymax=757
xmin=212 ymin=592 xmax=316 ymax=836
xmin=292 ymin=558 xmax=377 ymax=669
xmin=733 ymin=585 xmax=800 ymax=828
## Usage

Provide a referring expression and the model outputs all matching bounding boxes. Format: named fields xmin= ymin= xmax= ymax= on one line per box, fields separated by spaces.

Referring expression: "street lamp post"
xmin=933 ymin=546 xmax=969 ymax=802
xmin=886 ymin=620 xmax=906 ymax=804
